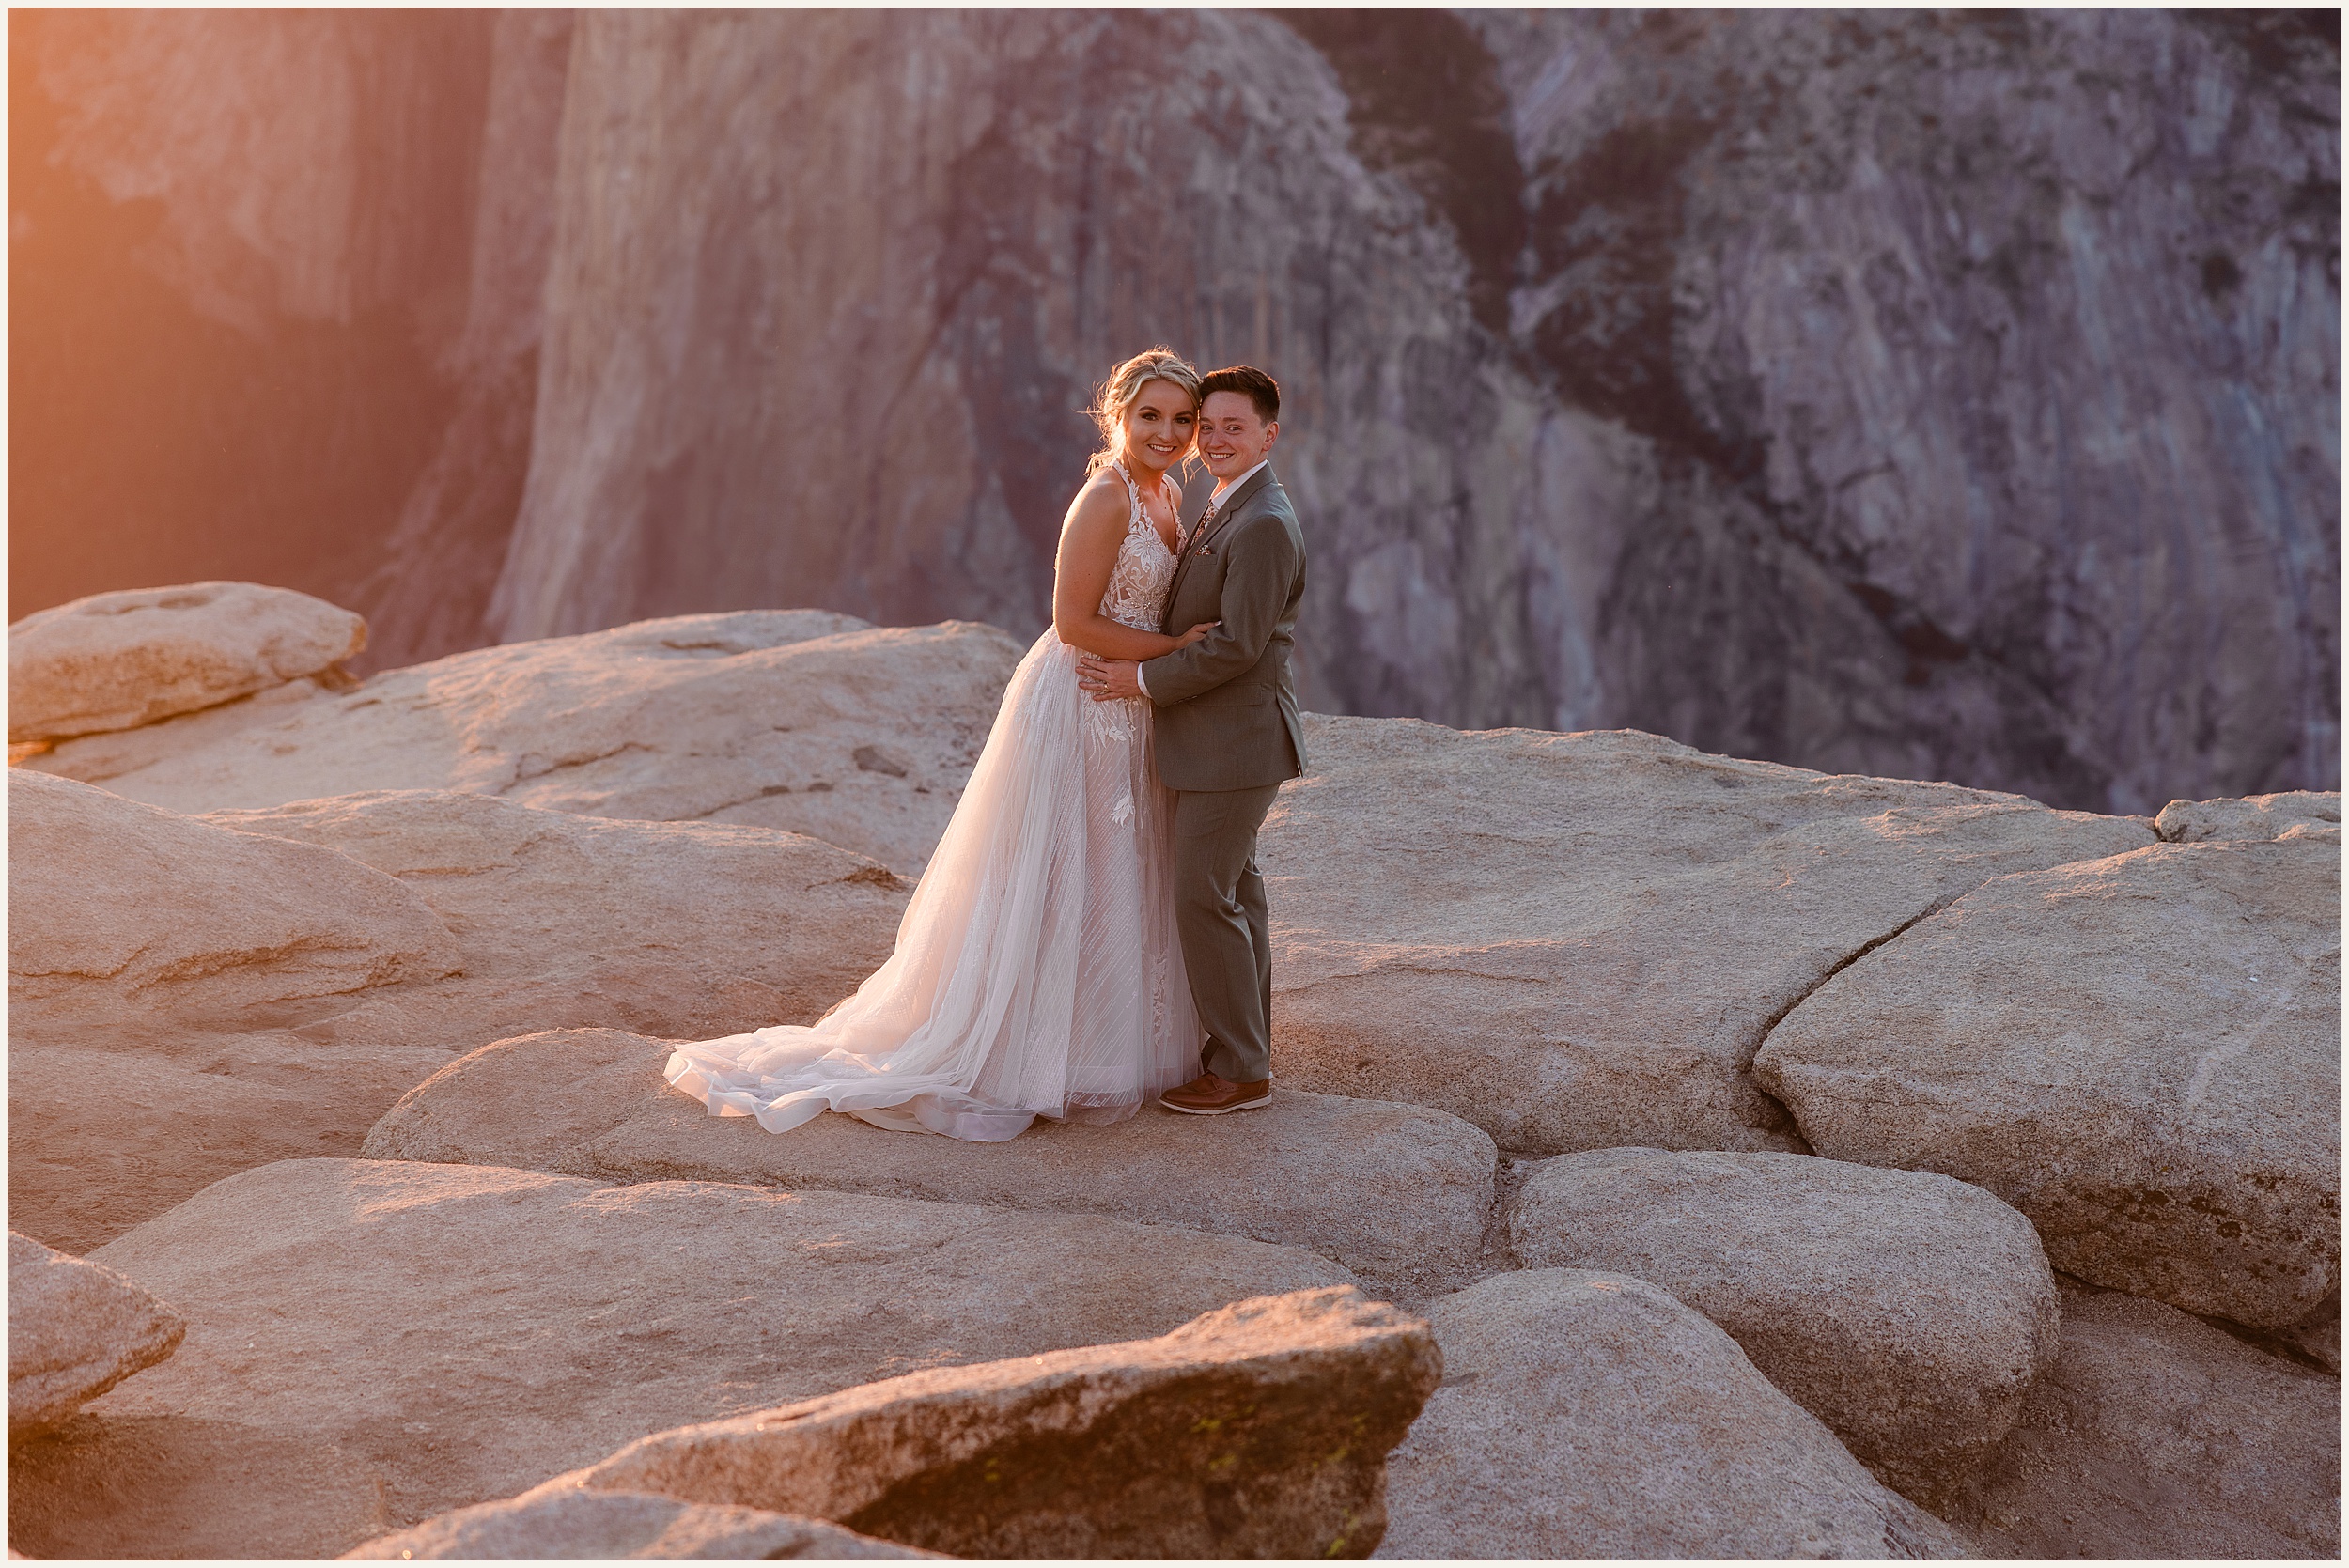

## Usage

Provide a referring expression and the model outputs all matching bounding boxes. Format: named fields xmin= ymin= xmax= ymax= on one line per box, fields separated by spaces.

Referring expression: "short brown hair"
xmin=1198 ymin=365 xmax=1279 ymax=426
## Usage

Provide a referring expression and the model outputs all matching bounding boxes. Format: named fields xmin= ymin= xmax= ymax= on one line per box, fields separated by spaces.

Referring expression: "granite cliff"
xmin=11 ymin=9 xmax=2337 ymax=811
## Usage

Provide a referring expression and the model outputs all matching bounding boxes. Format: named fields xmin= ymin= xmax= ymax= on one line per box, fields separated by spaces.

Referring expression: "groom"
xmin=1078 ymin=365 xmax=1306 ymax=1115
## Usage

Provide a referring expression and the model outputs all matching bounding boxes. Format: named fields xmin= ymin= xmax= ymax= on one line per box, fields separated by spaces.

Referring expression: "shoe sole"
xmin=1159 ymin=1093 xmax=1272 ymax=1116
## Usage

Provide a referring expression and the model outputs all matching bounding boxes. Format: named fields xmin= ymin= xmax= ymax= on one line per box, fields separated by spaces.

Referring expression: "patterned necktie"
xmin=1186 ymin=497 xmax=1219 ymax=556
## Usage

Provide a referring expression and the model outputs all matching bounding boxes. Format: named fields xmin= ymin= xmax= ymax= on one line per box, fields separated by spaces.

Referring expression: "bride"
xmin=663 ymin=349 xmax=1217 ymax=1140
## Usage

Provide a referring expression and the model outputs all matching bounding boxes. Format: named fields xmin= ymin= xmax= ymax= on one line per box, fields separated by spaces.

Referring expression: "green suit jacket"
xmin=1141 ymin=463 xmax=1308 ymax=792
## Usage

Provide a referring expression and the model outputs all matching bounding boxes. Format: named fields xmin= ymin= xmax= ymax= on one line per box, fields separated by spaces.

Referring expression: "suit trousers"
xmin=1170 ymin=782 xmax=1283 ymax=1084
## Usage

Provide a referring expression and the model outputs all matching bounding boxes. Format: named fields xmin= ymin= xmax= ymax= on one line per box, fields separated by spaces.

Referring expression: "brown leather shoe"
xmin=1159 ymin=1072 xmax=1272 ymax=1115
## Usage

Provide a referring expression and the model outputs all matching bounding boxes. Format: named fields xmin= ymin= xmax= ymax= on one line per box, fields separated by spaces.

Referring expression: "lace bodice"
xmin=1098 ymin=462 xmax=1179 ymax=632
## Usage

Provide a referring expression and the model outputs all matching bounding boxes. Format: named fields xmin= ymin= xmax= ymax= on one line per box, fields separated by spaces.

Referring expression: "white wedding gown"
xmin=663 ymin=462 xmax=1201 ymax=1140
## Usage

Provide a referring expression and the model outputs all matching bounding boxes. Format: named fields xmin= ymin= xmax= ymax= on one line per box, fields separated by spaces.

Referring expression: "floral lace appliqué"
xmin=1083 ymin=461 xmax=1178 ymax=829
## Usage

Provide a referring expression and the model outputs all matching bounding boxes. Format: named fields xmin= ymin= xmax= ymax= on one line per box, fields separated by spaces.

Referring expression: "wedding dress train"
xmin=663 ymin=463 xmax=1200 ymax=1140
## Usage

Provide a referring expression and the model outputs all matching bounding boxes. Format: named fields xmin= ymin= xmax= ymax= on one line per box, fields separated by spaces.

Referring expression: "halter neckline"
xmin=1112 ymin=458 xmax=1178 ymax=554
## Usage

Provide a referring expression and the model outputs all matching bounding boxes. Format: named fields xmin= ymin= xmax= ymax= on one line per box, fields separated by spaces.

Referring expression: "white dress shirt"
xmin=1137 ymin=460 xmax=1270 ymax=698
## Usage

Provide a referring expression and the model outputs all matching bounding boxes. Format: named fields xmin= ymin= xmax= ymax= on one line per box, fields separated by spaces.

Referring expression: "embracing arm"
xmin=1138 ymin=516 xmax=1300 ymax=706
xmin=1052 ymin=479 xmax=1209 ymax=661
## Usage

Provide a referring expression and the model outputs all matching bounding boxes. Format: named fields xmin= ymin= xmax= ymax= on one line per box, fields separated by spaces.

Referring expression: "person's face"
xmin=1198 ymin=391 xmax=1277 ymax=481
xmin=1119 ymin=380 xmax=1198 ymax=472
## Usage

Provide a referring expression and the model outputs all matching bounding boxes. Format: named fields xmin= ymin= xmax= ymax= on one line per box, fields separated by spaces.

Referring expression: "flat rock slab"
xmin=574 ymin=1286 xmax=1439 ymax=1558
xmin=1264 ymin=719 xmax=2149 ymax=1156
xmin=7 ymin=1233 xmax=185 ymax=1440
xmin=346 ymin=1488 xmax=934 ymax=1560
xmin=2155 ymin=789 xmax=2341 ymax=845
xmin=23 ymin=610 xmax=1025 ymax=873
xmin=1946 ymin=1281 xmax=2341 ymax=1560
xmin=8 ymin=581 xmax=366 ymax=742
xmin=365 ymin=1027 xmax=1497 ymax=1292
xmin=1373 ymin=1269 xmax=1968 ymax=1560
xmin=10 ymin=778 xmax=909 ymax=1256
xmin=8 ymin=769 xmax=457 ymax=1033
xmin=203 ymin=790 xmax=907 ymax=1050
xmin=4 ymin=1158 xmax=1353 ymax=1560
xmin=8 ymin=770 xmax=461 ymax=1252
xmin=1509 ymin=1147 xmax=2057 ymax=1502
xmin=1757 ymin=838 xmax=2341 ymax=1327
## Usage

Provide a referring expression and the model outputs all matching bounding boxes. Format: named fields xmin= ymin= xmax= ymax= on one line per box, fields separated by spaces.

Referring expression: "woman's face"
xmin=1120 ymin=379 xmax=1198 ymax=472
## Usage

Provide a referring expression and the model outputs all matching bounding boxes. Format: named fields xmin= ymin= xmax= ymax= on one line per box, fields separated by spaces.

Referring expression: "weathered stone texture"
xmin=1375 ymin=1268 xmax=1969 ymax=1560
xmin=22 ymin=612 xmax=1019 ymax=874
xmin=7 ymin=1233 xmax=186 ymax=1441
xmin=1266 ymin=717 xmax=2149 ymax=1153
xmin=8 ymin=768 xmax=456 ymax=1028
xmin=8 ymin=582 xmax=366 ymax=741
xmin=8 ymin=774 xmax=905 ymax=1257
xmin=364 ymin=1026 xmax=1496 ymax=1292
xmin=1509 ymin=1147 xmax=2059 ymax=1500
xmin=13 ymin=9 xmax=572 ymax=671
xmin=573 ymin=1287 xmax=1439 ymax=1559
xmin=343 ymin=1489 xmax=935 ymax=1560
xmin=2155 ymin=788 xmax=2342 ymax=845
xmin=5 ymin=1159 xmax=1354 ymax=1560
xmin=1758 ymin=838 xmax=2341 ymax=1327
xmin=1944 ymin=1281 xmax=2341 ymax=1560
xmin=204 ymin=791 xmax=907 ymax=1048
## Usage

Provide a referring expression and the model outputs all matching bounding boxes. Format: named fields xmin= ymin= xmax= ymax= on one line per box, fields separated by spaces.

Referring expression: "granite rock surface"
xmin=364 ymin=1026 xmax=1496 ymax=1293
xmin=1266 ymin=717 xmax=2150 ymax=1154
xmin=571 ymin=1286 xmax=1439 ymax=1559
xmin=1509 ymin=1146 xmax=2059 ymax=1500
xmin=8 ymin=582 xmax=366 ymax=742
xmin=203 ymin=790 xmax=906 ymax=1049
xmin=2155 ymin=789 xmax=2342 ymax=845
xmin=7 ymin=1233 xmax=186 ymax=1442
xmin=344 ymin=1488 xmax=935 ymax=1560
xmin=1945 ymin=1281 xmax=2341 ymax=1560
xmin=1758 ymin=837 xmax=2341 ymax=1327
xmin=6 ymin=1159 xmax=1354 ymax=1560
xmin=8 ymin=776 xmax=904 ymax=1256
xmin=22 ymin=611 xmax=1022 ymax=874
xmin=1373 ymin=1268 xmax=1970 ymax=1560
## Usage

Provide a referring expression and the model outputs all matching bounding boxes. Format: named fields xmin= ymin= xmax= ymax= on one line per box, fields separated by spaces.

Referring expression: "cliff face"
xmin=11 ymin=10 xmax=2337 ymax=811
xmin=490 ymin=8 xmax=1585 ymax=739
xmin=1477 ymin=8 xmax=2341 ymax=810
xmin=8 ymin=8 xmax=569 ymax=670
xmin=491 ymin=8 xmax=2337 ymax=812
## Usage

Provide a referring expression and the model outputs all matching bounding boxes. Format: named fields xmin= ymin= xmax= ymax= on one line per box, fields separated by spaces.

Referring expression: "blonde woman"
xmin=664 ymin=349 xmax=1217 ymax=1140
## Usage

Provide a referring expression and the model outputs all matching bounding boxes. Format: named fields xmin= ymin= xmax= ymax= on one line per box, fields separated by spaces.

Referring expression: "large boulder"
xmin=1756 ymin=838 xmax=2341 ymax=1328
xmin=1374 ymin=1269 xmax=1968 ymax=1560
xmin=2155 ymin=789 xmax=2342 ymax=845
xmin=7 ymin=1233 xmax=185 ymax=1441
xmin=5 ymin=1158 xmax=1354 ymax=1560
xmin=8 ymin=768 xmax=456 ymax=1033
xmin=570 ymin=1287 xmax=1439 ymax=1558
xmin=8 ymin=582 xmax=366 ymax=743
xmin=1946 ymin=1281 xmax=2341 ymax=1560
xmin=1266 ymin=720 xmax=2152 ymax=1155
xmin=345 ymin=1490 xmax=933 ymax=1560
xmin=1508 ymin=1148 xmax=2057 ymax=1500
xmin=364 ymin=1027 xmax=1496 ymax=1291
xmin=8 ymin=777 xmax=908 ymax=1255
xmin=203 ymin=790 xmax=907 ymax=1048
xmin=21 ymin=610 xmax=1025 ymax=873
xmin=8 ymin=770 xmax=461 ymax=1251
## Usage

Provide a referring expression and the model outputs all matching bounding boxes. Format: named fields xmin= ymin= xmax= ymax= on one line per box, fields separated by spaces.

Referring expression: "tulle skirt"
xmin=663 ymin=630 xmax=1201 ymax=1141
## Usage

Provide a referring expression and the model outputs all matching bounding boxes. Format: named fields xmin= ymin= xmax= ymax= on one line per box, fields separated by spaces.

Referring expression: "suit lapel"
xmin=1166 ymin=464 xmax=1275 ymax=615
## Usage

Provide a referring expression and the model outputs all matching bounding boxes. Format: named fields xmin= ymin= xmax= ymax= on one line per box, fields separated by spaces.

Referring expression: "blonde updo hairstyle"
xmin=1083 ymin=347 xmax=1203 ymax=476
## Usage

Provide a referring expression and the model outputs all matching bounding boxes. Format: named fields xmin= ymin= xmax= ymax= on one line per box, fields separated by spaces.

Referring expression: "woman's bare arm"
xmin=1052 ymin=478 xmax=1212 ymax=660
